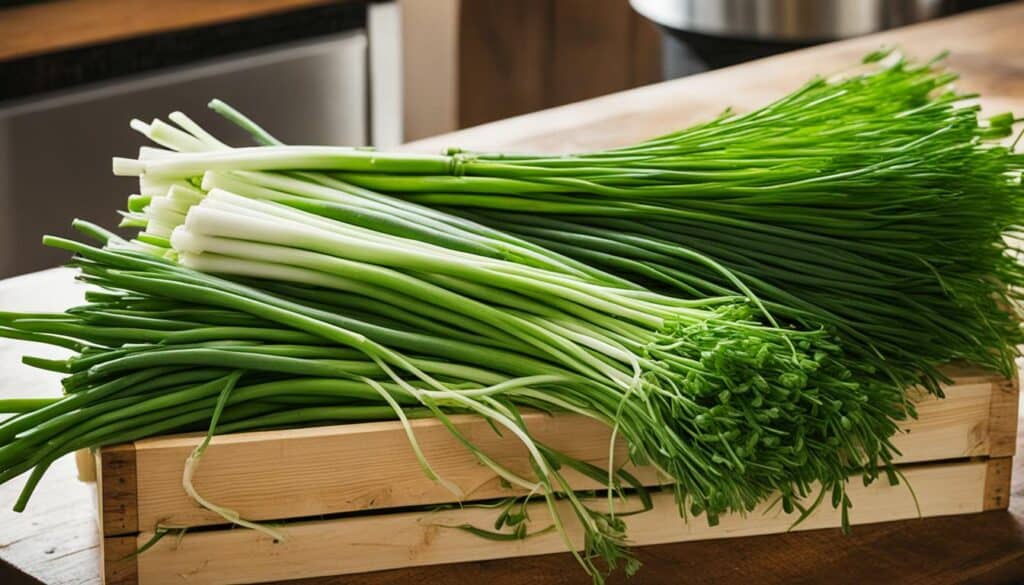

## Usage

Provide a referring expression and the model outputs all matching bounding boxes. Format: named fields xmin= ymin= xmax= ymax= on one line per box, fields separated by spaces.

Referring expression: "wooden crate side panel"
xmin=102 ymin=535 xmax=139 ymax=585
xmin=900 ymin=382 xmax=993 ymax=461
xmin=134 ymin=411 xmax=647 ymax=531
xmin=98 ymin=443 xmax=138 ymax=537
xmin=984 ymin=457 xmax=1013 ymax=510
xmin=988 ymin=375 xmax=1020 ymax=458
xmin=133 ymin=460 xmax=992 ymax=585
xmin=129 ymin=380 xmax=1000 ymax=531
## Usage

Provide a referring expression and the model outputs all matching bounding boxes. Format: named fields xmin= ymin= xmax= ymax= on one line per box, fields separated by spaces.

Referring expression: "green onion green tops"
xmin=0 ymin=51 xmax=1018 ymax=583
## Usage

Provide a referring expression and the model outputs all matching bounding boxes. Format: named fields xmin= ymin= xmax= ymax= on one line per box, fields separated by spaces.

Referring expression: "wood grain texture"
xmin=548 ymin=0 xmax=632 ymax=106
xmin=0 ymin=0 xmax=338 ymax=62
xmin=0 ymin=456 xmax=99 ymax=585
xmin=77 ymin=448 xmax=98 ymax=483
xmin=990 ymin=375 xmax=1021 ymax=457
xmin=985 ymin=458 xmax=1013 ymax=511
xmin=101 ymin=536 xmax=138 ymax=585
xmin=0 ymin=270 xmax=99 ymax=585
xmin=130 ymin=460 xmax=991 ymax=585
xmin=98 ymin=444 xmax=138 ymax=538
xmin=457 ymin=0 xmax=552 ymax=128
xmin=276 ymin=509 xmax=1024 ymax=585
xmin=629 ymin=7 xmax=662 ymax=87
xmin=121 ymin=375 xmax=999 ymax=532
xmin=132 ymin=411 xmax=641 ymax=532
xmin=457 ymin=0 xmax=661 ymax=127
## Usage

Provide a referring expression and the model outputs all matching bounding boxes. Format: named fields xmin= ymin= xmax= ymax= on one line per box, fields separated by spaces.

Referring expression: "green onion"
xmin=1 ymin=51 xmax=1014 ymax=583
xmin=149 ymin=52 xmax=1021 ymax=397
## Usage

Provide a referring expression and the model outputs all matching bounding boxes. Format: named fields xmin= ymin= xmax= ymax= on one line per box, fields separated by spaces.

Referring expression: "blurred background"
xmin=0 ymin=0 xmax=1010 ymax=276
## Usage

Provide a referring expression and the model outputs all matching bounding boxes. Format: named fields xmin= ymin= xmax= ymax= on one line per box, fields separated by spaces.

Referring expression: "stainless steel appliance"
xmin=0 ymin=2 xmax=401 ymax=276
xmin=630 ymin=0 xmax=1007 ymax=78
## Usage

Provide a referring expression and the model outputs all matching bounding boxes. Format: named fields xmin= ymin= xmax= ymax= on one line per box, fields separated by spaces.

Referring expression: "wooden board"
xmin=95 ymin=369 xmax=1011 ymax=536
xmin=457 ymin=0 xmax=552 ymax=128
xmin=98 ymin=445 xmax=138 ymax=538
xmin=456 ymin=0 xmax=662 ymax=128
xmin=102 ymin=458 xmax=1007 ymax=585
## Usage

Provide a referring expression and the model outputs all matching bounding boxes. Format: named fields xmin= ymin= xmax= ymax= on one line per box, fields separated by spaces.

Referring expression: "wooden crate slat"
xmin=102 ymin=535 xmax=139 ymax=585
xmin=987 ymin=375 xmax=1021 ymax=457
xmin=102 ymin=374 xmax=1002 ymax=532
xmin=98 ymin=443 xmax=139 ymax=536
xmin=896 ymin=381 xmax=994 ymax=460
xmin=112 ymin=459 xmax=1000 ymax=585
xmin=983 ymin=457 xmax=1013 ymax=510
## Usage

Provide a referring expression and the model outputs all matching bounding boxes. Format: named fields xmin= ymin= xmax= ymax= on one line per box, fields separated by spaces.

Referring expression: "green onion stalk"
xmin=132 ymin=51 xmax=1023 ymax=397
xmin=119 ymin=108 xmax=911 ymax=517
xmin=0 ymin=82 xmax=920 ymax=580
xmin=1 ymin=229 xmax=649 ymax=576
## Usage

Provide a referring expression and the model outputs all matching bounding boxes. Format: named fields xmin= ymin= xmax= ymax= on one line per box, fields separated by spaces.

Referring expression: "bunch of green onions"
xmin=0 ymin=52 xmax=1018 ymax=582
xmin=130 ymin=51 xmax=1023 ymax=394
xmin=8 ymin=108 xmax=902 ymax=580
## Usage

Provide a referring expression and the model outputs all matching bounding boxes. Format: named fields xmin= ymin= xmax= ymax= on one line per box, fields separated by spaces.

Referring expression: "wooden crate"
xmin=97 ymin=367 xmax=1018 ymax=585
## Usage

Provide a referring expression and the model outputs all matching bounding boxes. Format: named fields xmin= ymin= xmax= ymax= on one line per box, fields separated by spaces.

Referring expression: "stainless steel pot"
xmin=630 ymin=0 xmax=950 ymax=41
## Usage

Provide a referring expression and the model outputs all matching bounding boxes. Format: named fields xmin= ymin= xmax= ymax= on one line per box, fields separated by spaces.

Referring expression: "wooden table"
xmin=3 ymin=3 xmax=1024 ymax=583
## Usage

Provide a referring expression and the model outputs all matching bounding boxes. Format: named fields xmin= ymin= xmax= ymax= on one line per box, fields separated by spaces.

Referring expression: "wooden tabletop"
xmin=0 ymin=0 xmax=337 ymax=62
xmin=3 ymin=3 xmax=1024 ymax=584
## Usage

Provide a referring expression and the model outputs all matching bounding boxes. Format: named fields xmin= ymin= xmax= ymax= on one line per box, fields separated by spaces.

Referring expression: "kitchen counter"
xmin=3 ymin=3 xmax=1024 ymax=583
